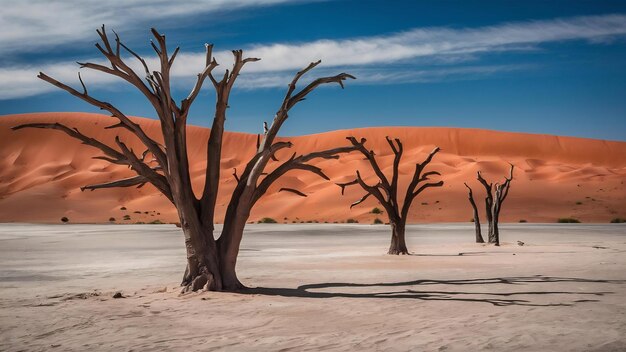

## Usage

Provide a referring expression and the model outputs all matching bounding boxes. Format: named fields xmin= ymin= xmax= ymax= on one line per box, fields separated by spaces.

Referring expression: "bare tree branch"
xmin=12 ymin=122 xmax=125 ymax=162
xmin=258 ymin=61 xmax=356 ymax=155
xmin=251 ymin=145 xmax=358 ymax=204
xmin=337 ymin=179 xmax=358 ymax=195
xmin=350 ymin=192 xmax=372 ymax=209
xmin=37 ymin=72 xmax=168 ymax=170
xmin=81 ymin=175 xmax=148 ymax=191
xmin=199 ymin=48 xmax=261 ymax=224
xmin=279 ymin=188 xmax=307 ymax=197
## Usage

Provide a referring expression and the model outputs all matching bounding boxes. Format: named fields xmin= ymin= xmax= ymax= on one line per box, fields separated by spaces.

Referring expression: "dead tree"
xmin=475 ymin=164 xmax=514 ymax=246
xmin=12 ymin=26 xmax=359 ymax=292
xmin=338 ymin=137 xmax=443 ymax=254
xmin=464 ymin=183 xmax=484 ymax=243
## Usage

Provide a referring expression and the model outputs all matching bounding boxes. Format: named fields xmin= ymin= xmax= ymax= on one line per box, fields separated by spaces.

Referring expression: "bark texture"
xmin=13 ymin=26 xmax=358 ymax=292
xmin=338 ymin=137 xmax=443 ymax=255
xmin=464 ymin=183 xmax=484 ymax=243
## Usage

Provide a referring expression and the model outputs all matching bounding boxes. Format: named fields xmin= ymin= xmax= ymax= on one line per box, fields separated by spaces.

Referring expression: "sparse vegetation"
xmin=373 ymin=218 xmax=383 ymax=224
xmin=610 ymin=218 xmax=626 ymax=223
xmin=519 ymin=219 xmax=527 ymax=223
xmin=133 ymin=211 xmax=141 ymax=214
xmin=557 ymin=218 xmax=581 ymax=223
xmin=149 ymin=220 xmax=164 ymax=224
xmin=371 ymin=207 xmax=383 ymax=214
xmin=108 ymin=217 xmax=115 ymax=222
xmin=346 ymin=218 xmax=358 ymax=224
xmin=576 ymin=201 xmax=582 ymax=205
xmin=123 ymin=215 xmax=131 ymax=221
xmin=60 ymin=217 xmax=69 ymax=223
xmin=258 ymin=217 xmax=277 ymax=224
xmin=120 ymin=207 xmax=126 ymax=210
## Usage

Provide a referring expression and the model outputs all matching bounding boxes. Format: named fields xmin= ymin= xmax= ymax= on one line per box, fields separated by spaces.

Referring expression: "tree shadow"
xmin=408 ymin=251 xmax=585 ymax=257
xmin=242 ymin=275 xmax=624 ymax=307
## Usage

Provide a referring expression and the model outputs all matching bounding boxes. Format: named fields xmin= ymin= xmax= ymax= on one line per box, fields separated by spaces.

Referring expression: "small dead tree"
xmin=474 ymin=164 xmax=514 ymax=246
xmin=464 ymin=183 xmax=484 ymax=243
xmin=13 ymin=26 xmax=359 ymax=292
xmin=338 ymin=137 xmax=443 ymax=254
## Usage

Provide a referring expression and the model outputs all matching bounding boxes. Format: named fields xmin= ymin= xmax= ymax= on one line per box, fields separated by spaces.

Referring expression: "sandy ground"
xmin=1 ymin=223 xmax=626 ymax=351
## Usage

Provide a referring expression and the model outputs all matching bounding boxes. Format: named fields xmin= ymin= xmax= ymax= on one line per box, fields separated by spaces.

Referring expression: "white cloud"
xmin=0 ymin=0 xmax=307 ymax=55
xmin=1 ymin=14 xmax=625 ymax=99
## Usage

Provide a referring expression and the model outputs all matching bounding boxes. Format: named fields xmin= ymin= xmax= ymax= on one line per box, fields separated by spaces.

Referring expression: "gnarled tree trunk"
xmin=388 ymin=219 xmax=408 ymax=255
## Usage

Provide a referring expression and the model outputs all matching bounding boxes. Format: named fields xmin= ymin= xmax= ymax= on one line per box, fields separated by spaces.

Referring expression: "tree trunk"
xmin=491 ymin=221 xmax=500 ymax=246
xmin=388 ymin=220 xmax=409 ymax=255
xmin=485 ymin=198 xmax=495 ymax=244
xmin=216 ymin=202 xmax=252 ymax=291
xmin=473 ymin=212 xmax=483 ymax=244
xmin=465 ymin=185 xmax=484 ymax=243
xmin=491 ymin=202 xmax=501 ymax=246
xmin=217 ymin=223 xmax=247 ymax=291
xmin=179 ymin=224 xmax=245 ymax=292
xmin=179 ymin=224 xmax=223 ymax=292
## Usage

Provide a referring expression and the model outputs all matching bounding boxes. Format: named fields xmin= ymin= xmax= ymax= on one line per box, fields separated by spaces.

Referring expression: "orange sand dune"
xmin=1 ymin=112 xmax=625 ymax=224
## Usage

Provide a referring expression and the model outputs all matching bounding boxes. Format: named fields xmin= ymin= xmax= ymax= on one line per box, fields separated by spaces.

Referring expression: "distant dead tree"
xmin=464 ymin=182 xmax=484 ymax=243
xmin=13 ymin=26 xmax=359 ymax=292
xmin=338 ymin=137 xmax=443 ymax=254
xmin=465 ymin=164 xmax=514 ymax=246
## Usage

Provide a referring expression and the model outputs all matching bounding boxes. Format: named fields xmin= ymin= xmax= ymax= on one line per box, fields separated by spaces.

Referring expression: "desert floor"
xmin=1 ymin=223 xmax=625 ymax=351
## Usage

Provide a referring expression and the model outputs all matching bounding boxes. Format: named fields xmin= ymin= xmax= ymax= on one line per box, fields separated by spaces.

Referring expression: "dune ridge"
xmin=1 ymin=112 xmax=625 ymax=224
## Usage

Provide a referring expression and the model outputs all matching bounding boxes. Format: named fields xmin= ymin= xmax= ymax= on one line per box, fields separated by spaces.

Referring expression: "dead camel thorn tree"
xmin=12 ymin=25 xmax=360 ymax=292
xmin=464 ymin=164 xmax=514 ymax=246
xmin=337 ymin=137 xmax=444 ymax=255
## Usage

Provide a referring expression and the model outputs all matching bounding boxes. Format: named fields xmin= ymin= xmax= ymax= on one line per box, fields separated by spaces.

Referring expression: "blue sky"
xmin=1 ymin=0 xmax=626 ymax=141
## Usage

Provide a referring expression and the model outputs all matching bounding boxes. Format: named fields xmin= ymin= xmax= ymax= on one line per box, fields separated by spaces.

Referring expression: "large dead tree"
xmin=338 ymin=137 xmax=443 ymax=254
xmin=464 ymin=183 xmax=484 ymax=243
xmin=472 ymin=164 xmax=514 ymax=246
xmin=12 ymin=26 xmax=359 ymax=292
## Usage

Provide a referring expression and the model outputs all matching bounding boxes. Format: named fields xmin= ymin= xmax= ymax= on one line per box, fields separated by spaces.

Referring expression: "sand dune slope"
xmin=1 ymin=112 xmax=625 ymax=223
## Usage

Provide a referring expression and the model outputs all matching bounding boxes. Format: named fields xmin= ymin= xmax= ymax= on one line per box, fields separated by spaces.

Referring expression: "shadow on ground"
xmin=244 ymin=275 xmax=625 ymax=306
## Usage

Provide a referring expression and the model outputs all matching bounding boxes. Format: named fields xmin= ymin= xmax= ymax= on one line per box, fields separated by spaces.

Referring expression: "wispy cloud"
xmin=0 ymin=0 xmax=308 ymax=55
xmin=233 ymin=64 xmax=537 ymax=89
xmin=1 ymin=14 xmax=625 ymax=99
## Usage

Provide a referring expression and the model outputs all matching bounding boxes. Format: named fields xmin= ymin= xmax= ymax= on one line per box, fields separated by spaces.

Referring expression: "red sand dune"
xmin=1 ymin=112 xmax=625 ymax=224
